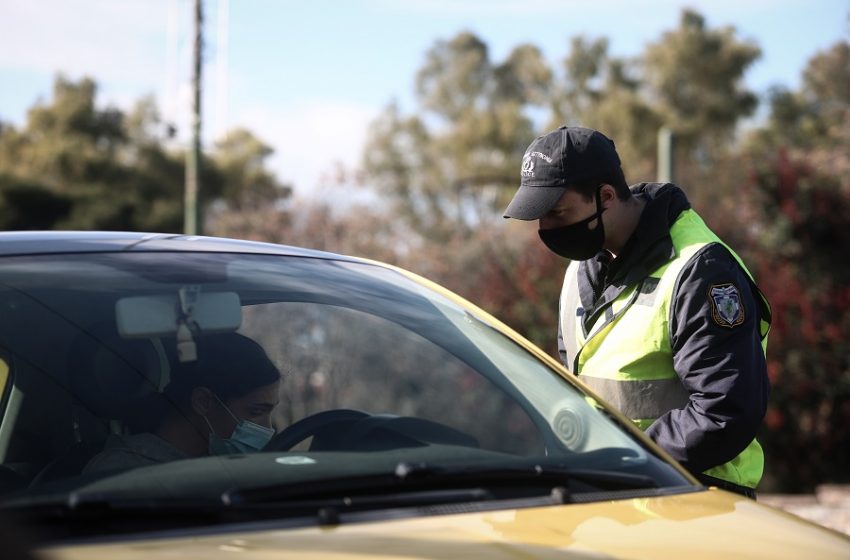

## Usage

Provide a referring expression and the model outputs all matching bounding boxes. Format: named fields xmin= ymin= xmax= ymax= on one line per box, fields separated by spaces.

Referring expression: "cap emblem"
xmin=521 ymin=155 xmax=534 ymax=177
xmin=521 ymin=151 xmax=553 ymax=178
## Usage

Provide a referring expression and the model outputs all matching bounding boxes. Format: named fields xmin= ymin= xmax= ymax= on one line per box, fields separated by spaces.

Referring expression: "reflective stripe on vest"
xmin=579 ymin=376 xmax=690 ymax=420
xmin=559 ymin=209 xmax=770 ymax=488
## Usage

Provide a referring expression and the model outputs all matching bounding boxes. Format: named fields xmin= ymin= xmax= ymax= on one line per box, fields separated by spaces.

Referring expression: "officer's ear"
xmin=599 ymin=183 xmax=618 ymax=208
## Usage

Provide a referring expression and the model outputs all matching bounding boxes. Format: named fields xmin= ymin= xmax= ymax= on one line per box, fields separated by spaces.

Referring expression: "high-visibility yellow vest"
xmin=559 ymin=209 xmax=770 ymax=488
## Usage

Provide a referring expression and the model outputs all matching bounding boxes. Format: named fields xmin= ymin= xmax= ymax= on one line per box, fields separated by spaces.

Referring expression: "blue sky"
xmin=1 ymin=0 xmax=848 ymax=198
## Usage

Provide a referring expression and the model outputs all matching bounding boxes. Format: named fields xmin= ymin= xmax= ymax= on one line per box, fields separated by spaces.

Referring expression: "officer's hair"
xmin=569 ymin=166 xmax=630 ymax=201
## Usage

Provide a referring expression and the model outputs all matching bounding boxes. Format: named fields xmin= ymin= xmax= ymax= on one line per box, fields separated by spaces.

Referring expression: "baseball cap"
xmin=503 ymin=126 xmax=621 ymax=220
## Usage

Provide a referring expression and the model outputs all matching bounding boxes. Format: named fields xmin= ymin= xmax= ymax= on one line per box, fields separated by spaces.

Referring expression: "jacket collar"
xmin=578 ymin=182 xmax=690 ymax=316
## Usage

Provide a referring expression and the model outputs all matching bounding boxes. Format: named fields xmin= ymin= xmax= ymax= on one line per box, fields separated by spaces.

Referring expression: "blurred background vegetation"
xmin=0 ymin=9 xmax=848 ymax=493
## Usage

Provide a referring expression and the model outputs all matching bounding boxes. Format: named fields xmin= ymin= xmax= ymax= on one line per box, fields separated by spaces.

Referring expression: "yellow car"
xmin=0 ymin=232 xmax=846 ymax=559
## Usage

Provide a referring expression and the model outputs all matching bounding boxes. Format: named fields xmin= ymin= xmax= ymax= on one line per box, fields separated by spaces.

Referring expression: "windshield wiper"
xmin=1 ymin=493 xmax=231 ymax=541
xmin=392 ymin=461 xmax=658 ymax=490
xmin=226 ymin=460 xmax=659 ymax=508
xmin=3 ymin=462 xmax=662 ymax=538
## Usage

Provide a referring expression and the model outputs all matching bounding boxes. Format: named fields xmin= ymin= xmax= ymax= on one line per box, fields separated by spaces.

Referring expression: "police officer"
xmin=504 ymin=126 xmax=771 ymax=498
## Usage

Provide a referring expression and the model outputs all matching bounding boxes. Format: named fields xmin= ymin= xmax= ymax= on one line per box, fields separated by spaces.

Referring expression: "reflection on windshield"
xmin=0 ymin=252 xmax=691 ymax=529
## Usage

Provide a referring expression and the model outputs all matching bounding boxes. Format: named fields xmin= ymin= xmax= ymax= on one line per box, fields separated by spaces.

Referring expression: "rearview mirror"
xmin=115 ymin=291 xmax=242 ymax=338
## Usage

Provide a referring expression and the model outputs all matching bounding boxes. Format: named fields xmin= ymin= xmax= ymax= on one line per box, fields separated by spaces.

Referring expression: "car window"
xmin=0 ymin=250 xmax=692 ymax=538
xmin=242 ymin=301 xmax=543 ymax=455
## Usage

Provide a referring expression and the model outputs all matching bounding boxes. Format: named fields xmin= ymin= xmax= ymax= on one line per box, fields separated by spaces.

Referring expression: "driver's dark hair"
xmin=164 ymin=333 xmax=281 ymax=407
xmin=569 ymin=166 xmax=630 ymax=201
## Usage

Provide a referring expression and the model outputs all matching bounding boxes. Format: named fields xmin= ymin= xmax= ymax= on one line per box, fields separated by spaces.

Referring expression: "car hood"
xmin=40 ymin=489 xmax=849 ymax=559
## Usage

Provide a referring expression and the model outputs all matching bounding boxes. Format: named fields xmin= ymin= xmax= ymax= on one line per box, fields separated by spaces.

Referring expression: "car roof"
xmin=0 ymin=231 xmax=365 ymax=263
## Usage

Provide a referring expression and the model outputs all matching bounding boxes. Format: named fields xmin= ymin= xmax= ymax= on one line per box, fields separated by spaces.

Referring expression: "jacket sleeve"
xmin=644 ymin=243 xmax=770 ymax=473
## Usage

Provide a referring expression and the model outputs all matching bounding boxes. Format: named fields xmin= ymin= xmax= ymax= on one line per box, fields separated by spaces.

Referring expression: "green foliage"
xmin=0 ymin=174 xmax=71 ymax=230
xmin=0 ymin=74 xmax=290 ymax=233
xmin=731 ymin=39 xmax=850 ymax=492
xmin=551 ymin=36 xmax=614 ymax=124
xmin=416 ymin=31 xmax=492 ymax=122
xmin=643 ymin=10 xmax=761 ymax=146
xmin=364 ymin=31 xmax=547 ymax=241
xmin=549 ymin=36 xmax=660 ymax=180
xmin=212 ymin=128 xmax=292 ymax=209
xmin=754 ymin=42 xmax=850 ymax=152
xmin=364 ymin=11 xmax=763 ymax=242
xmin=742 ymin=149 xmax=850 ymax=492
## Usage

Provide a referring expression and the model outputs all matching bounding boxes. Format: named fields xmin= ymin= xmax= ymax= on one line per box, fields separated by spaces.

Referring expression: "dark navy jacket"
xmin=557 ymin=183 xmax=770 ymax=475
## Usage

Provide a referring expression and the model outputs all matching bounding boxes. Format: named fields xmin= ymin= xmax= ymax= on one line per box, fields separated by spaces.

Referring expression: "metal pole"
xmin=657 ymin=126 xmax=674 ymax=184
xmin=184 ymin=0 xmax=203 ymax=235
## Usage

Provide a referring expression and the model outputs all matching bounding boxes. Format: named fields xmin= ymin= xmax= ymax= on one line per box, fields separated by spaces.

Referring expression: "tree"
xmin=802 ymin=41 xmax=850 ymax=113
xmin=550 ymin=36 xmax=610 ymax=125
xmin=643 ymin=10 xmax=761 ymax=150
xmin=0 ymin=76 xmax=180 ymax=231
xmin=0 ymin=174 xmax=71 ymax=230
xmin=548 ymin=36 xmax=660 ymax=180
xmin=755 ymin=41 xmax=850 ymax=151
xmin=621 ymin=9 xmax=763 ymax=222
xmin=211 ymin=128 xmax=292 ymax=209
xmin=735 ymin=39 xmax=850 ymax=492
xmin=0 ymin=75 xmax=291 ymax=233
xmin=0 ymin=77 xmax=124 ymax=189
xmin=363 ymin=31 xmax=551 ymax=241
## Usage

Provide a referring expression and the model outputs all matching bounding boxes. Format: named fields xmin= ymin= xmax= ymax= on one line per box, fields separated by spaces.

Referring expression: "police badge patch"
xmin=709 ymin=283 xmax=745 ymax=328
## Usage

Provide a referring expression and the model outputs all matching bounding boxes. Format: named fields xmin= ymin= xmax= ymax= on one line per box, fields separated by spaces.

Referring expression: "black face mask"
xmin=538 ymin=187 xmax=606 ymax=261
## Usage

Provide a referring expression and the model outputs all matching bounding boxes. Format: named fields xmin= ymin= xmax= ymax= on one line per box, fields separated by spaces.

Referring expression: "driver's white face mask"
xmin=203 ymin=394 xmax=274 ymax=455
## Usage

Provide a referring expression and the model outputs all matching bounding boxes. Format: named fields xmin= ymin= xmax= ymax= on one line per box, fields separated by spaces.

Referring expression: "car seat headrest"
xmin=67 ymin=322 xmax=164 ymax=421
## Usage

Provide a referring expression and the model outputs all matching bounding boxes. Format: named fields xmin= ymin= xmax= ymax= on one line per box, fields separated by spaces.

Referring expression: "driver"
xmin=84 ymin=332 xmax=281 ymax=473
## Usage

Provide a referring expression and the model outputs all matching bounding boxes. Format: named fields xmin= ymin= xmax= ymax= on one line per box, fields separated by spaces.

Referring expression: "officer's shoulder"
xmin=678 ymin=242 xmax=754 ymax=297
xmin=674 ymin=243 xmax=756 ymax=329
xmin=687 ymin=242 xmax=744 ymax=273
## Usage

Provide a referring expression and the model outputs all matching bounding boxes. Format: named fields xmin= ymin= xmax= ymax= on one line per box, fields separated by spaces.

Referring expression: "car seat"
xmin=29 ymin=323 xmax=167 ymax=486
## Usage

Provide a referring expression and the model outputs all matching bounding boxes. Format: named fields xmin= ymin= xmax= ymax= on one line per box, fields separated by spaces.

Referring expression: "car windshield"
xmin=0 ymin=250 xmax=693 ymax=537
